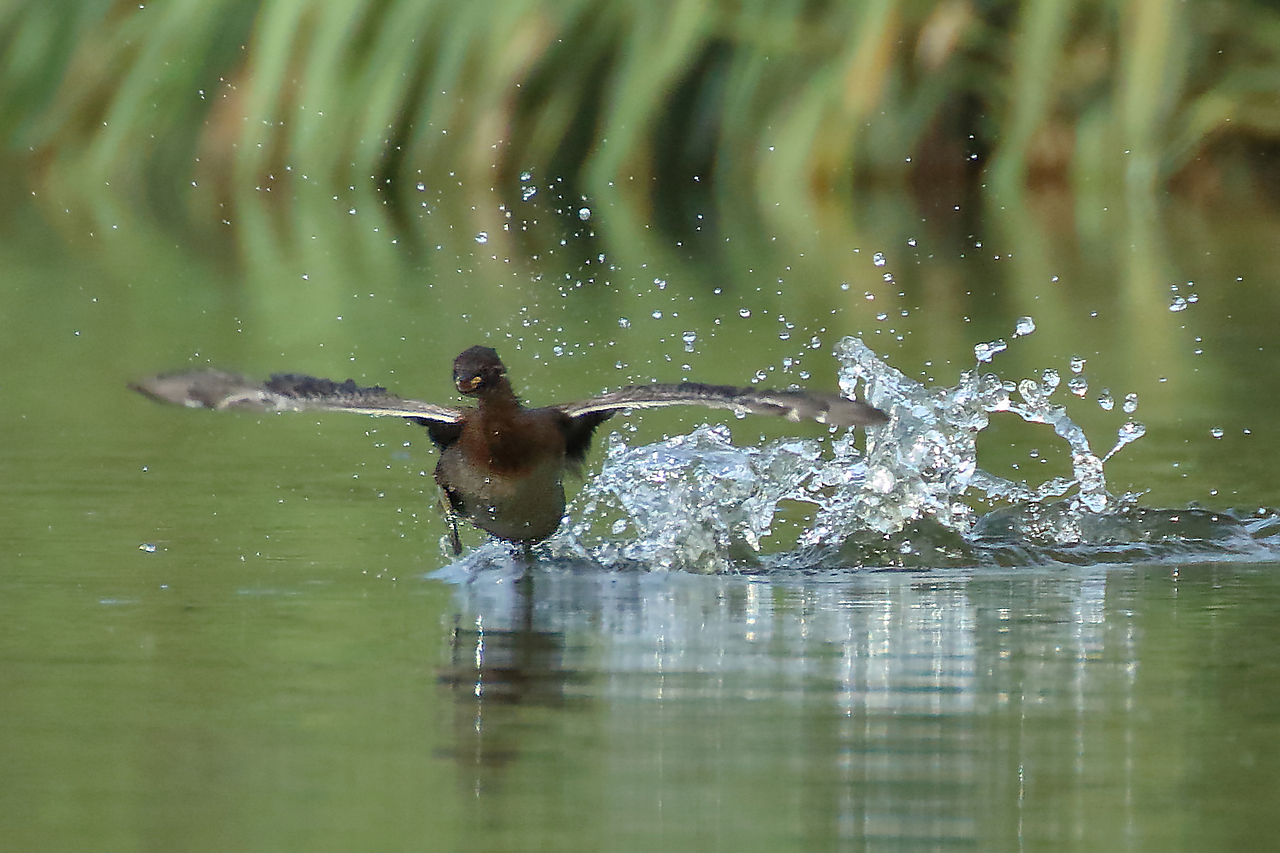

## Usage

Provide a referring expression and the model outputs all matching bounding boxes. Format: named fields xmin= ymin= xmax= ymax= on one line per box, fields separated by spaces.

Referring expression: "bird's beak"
xmin=456 ymin=375 xmax=482 ymax=393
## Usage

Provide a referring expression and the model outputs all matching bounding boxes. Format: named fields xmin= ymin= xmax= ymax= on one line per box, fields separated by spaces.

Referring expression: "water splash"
xmin=556 ymin=425 xmax=826 ymax=572
xmin=536 ymin=334 xmax=1276 ymax=572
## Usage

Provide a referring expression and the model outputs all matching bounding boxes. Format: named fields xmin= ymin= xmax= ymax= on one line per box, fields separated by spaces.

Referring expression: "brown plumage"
xmin=131 ymin=345 xmax=887 ymax=553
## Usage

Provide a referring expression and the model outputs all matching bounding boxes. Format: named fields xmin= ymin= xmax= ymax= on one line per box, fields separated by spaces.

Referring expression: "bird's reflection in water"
xmin=435 ymin=571 xmax=585 ymax=791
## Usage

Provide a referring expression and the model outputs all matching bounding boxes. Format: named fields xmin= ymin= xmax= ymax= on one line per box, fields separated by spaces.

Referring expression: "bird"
xmin=131 ymin=345 xmax=888 ymax=554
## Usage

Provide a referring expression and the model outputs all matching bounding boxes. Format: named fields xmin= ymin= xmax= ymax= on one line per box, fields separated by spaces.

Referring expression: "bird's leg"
xmin=515 ymin=566 xmax=535 ymax=628
xmin=439 ymin=495 xmax=463 ymax=555
xmin=511 ymin=542 xmax=537 ymax=582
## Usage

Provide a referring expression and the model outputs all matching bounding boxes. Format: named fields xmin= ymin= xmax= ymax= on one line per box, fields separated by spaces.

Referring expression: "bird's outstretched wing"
xmin=554 ymin=382 xmax=887 ymax=428
xmin=130 ymin=368 xmax=464 ymax=423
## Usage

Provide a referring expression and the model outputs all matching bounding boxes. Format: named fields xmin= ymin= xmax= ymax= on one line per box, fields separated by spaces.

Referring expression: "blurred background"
xmin=10 ymin=0 xmax=1280 ymax=241
xmin=4 ymin=2 xmax=1280 ymax=851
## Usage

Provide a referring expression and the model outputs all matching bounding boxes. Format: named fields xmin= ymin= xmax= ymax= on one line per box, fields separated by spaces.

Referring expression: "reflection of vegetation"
xmin=5 ymin=0 xmax=1280 ymax=251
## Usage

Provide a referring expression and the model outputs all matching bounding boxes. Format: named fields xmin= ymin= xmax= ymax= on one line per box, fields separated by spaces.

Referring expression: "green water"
xmin=3 ymin=180 xmax=1280 ymax=851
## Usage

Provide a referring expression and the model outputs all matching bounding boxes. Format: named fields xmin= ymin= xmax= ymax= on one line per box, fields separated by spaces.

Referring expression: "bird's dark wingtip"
xmin=129 ymin=368 xmax=254 ymax=409
xmin=860 ymin=402 xmax=890 ymax=426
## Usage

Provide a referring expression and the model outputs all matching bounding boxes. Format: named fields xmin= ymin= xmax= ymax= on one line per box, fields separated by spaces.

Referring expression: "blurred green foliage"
xmin=4 ymin=0 xmax=1280 ymax=258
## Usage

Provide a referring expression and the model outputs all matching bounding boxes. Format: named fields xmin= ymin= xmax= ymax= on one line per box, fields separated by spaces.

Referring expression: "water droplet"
xmin=1122 ymin=393 xmax=1138 ymax=414
xmin=1098 ymin=390 xmax=1114 ymax=411
xmin=1013 ymin=316 xmax=1036 ymax=337
xmin=682 ymin=331 xmax=697 ymax=352
xmin=519 ymin=171 xmax=532 ymax=182
xmin=1067 ymin=376 xmax=1088 ymax=397
xmin=578 ymin=207 xmax=591 ymax=220
xmin=139 ymin=543 xmax=157 ymax=553
xmin=475 ymin=231 xmax=488 ymax=244
xmin=1018 ymin=379 xmax=1043 ymax=403
xmin=1210 ymin=427 xmax=1224 ymax=439
xmin=974 ymin=339 xmax=1008 ymax=363
xmin=1041 ymin=369 xmax=1061 ymax=394
xmin=1070 ymin=355 xmax=1086 ymax=374
xmin=651 ymin=310 xmax=662 ymax=319
xmin=872 ymin=252 xmax=887 ymax=267
xmin=1169 ymin=296 xmax=1188 ymax=312
xmin=1118 ymin=421 xmax=1146 ymax=442
xmin=617 ymin=317 xmax=631 ymax=329
xmin=739 ymin=308 xmax=751 ymax=318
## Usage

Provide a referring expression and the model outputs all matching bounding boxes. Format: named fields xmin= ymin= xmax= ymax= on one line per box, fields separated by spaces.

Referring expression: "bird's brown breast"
xmin=434 ymin=407 xmax=572 ymax=543
xmin=454 ymin=405 xmax=567 ymax=474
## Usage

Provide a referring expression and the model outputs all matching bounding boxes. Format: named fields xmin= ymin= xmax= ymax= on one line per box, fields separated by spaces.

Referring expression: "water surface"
xmin=3 ymin=184 xmax=1279 ymax=851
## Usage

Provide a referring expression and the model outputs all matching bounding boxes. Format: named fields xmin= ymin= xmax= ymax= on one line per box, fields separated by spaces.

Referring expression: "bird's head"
xmin=452 ymin=345 xmax=507 ymax=396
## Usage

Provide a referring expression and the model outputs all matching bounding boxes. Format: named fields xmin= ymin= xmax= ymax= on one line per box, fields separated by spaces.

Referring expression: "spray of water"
xmin=536 ymin=325 xmax=1273 ymax=572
